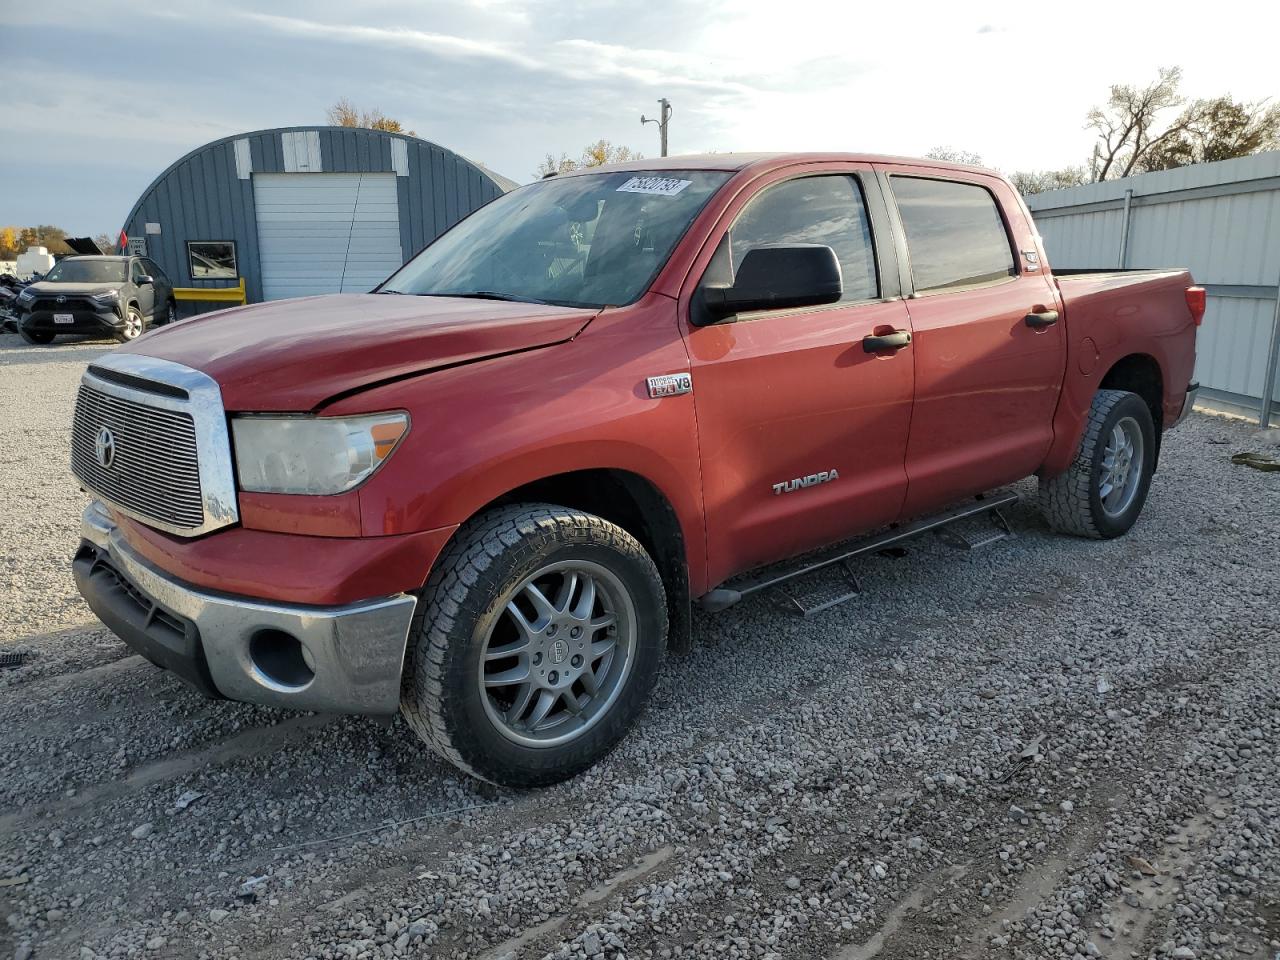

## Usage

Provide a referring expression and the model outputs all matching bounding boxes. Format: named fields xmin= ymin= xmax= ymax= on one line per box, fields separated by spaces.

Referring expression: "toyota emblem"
xmin=94 ymin=427 xmax=116 ymax=468
xmin=56 ymin=295 xmax=67 ymax=304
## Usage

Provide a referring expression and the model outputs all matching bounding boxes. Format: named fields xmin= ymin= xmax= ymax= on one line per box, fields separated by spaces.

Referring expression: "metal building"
xmin=1025 ymin=151 xmax=1280 ymax=426
xmin=119 ymin=126 xmax=516 ymax=308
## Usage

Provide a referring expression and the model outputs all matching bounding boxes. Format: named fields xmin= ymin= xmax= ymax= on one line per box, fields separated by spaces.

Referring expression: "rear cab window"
xmin=890 ymin=176 xmax=1015 ymax=293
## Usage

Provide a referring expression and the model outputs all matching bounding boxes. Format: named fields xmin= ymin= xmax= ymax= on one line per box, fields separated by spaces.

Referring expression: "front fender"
xmin=332 ymin=300 xmax=709 ymax=591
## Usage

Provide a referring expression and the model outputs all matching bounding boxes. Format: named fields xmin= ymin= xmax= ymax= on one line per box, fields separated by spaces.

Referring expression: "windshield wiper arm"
xmin=421 ymin=291 xmax=550 ymax=305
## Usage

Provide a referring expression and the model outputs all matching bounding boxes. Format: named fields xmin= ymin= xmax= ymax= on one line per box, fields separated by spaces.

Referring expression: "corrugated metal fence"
xmin=1025 ymin=151 xmax=1280 ymax=426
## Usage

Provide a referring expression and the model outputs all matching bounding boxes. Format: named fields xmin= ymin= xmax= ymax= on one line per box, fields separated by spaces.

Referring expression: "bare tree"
xmin=326 ymin=99 xmax=415 ymax=136
xmin=1087 ymin=67 xmax=1199 ymax=181
xmin=1008 ymin=167 xmax=1088 ymax=195
xmin=925 ymin=146 xmax=984 ymax=165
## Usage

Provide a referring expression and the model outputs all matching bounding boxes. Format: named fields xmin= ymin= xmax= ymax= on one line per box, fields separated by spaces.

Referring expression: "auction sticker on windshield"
xmin=616 ymin=176 xmax=692 ymax=196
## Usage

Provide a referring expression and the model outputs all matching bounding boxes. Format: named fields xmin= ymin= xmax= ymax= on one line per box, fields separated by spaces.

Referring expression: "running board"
xmin=698 ymin=490 xmax=1019 ymax=616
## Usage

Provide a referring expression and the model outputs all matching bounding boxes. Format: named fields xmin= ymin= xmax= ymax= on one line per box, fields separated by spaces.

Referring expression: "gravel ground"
xmin=2 ymin=330 xmax=1278 ymax=960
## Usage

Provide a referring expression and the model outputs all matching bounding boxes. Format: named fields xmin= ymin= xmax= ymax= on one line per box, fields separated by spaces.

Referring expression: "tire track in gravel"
xmin=529 ymin=577 xmax=1271 ymax=960
xmin=0 ymin=714 xmax=335 ymax=834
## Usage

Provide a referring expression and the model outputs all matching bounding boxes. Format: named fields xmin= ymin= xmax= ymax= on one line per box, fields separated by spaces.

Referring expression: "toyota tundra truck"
xmin=69 ymin=153 xmax=1203 ymax=786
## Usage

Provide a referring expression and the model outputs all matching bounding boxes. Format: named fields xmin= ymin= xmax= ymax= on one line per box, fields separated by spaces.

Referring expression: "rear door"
xmin=680 ymin=166 xmax=915 ymax=585
xmin=876 ymin=167 xmax=1065 ymax=516
xmin=142 ymin=258 xmax=171 ymax=311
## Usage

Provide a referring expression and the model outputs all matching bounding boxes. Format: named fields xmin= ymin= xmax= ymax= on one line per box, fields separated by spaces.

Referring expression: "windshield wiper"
xmin=421 ymin=291 xmax=550 ymax=305
xmin=378 ymin=288 xmax=406 ymax=294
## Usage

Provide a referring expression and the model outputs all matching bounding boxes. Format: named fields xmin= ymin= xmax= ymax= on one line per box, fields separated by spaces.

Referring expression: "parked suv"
xmin=68 ymin=154 xmax=1202 ymax=787
xmin=16 ymin=254 xmax=175 ymax=344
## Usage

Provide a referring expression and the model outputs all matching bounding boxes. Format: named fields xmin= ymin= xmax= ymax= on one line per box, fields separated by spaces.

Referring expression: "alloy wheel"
xmin=478 ymin=559 xmax=636 ymax=748
xmin=1098 ymin=415 xmax=1144 ymax=517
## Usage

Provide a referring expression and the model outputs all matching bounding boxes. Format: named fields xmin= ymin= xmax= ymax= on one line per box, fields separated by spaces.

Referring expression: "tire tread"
xmin=1038 ymin=388 xmax=1133 ymax=539
xmin=400 ymin=503 xmax=665 ymax=785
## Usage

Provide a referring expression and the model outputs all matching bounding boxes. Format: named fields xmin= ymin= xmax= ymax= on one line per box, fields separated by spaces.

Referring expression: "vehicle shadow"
xmin=0 ymin=331 xmax=116 ymax=366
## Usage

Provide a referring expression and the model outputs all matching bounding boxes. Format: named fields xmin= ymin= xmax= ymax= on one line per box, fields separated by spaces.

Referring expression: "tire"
xmin=1039 ymin=388 xmax=1157 ymax=539
xmin=116 ymin=305 xmax=145 ymax=342
xmin=401 ymin=503 xmax=667 ymax=787
xmin=163 ymin=299 xmax=177 ymax=326
xmin=19 ymin=327 xmax=55 ymax=345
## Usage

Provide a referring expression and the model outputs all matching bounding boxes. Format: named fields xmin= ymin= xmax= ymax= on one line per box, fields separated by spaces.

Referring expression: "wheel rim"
xmin=1098 ymin=415 xmax=1144 ymax=518
xmin=124 ymin=310 xmax=142 ymax=339
xmin=478 ymin=559 xmax=636 ymax=748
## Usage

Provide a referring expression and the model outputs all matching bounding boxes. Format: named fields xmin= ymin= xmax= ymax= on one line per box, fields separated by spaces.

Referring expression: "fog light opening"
xmin=249 ymin=629 xmax=315 ymax=690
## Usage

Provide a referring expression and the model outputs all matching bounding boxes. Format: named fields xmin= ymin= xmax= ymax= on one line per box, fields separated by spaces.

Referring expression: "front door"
xmin=877 ymin=168 xmax=1066 ymax=516
xmin=680 ymin=169 xmax=915 ymax=587
xmin=131 ymin=259 xmax=156 ymax=319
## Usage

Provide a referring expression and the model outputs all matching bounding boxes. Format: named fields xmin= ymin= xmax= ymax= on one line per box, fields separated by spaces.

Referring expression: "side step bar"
xmin=698 ymin=490 xmax=1019 ymax=615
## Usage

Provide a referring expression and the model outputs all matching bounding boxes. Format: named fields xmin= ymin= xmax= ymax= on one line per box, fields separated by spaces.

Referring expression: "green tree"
xmin=1140 ymin=96 xmax=1280 ymax=171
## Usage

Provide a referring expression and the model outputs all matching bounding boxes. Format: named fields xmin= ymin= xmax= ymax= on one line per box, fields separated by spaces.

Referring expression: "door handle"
xmin=862 ymin=330 xmax=912 ymax=352
xmin=1025 ymin=309 xmax=1059 ymax=328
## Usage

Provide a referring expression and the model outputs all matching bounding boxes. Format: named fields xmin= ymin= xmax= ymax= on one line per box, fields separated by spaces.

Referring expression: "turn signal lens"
xmin=1185 ymin=286 xmax=1206 ymax=326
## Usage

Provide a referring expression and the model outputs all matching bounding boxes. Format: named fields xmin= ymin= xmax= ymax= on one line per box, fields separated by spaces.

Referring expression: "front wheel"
xmin=116 ymin=305 xmax=145 ymax=342
xmin=1039 ymin=388 xmax=1157 ymax=539
xmin=401 ymin=504 xmax=667 ymax=787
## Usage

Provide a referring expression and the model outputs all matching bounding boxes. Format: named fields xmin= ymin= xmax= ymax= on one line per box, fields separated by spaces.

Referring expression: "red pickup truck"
xmin=70 ymin=154 xmax=1203 ymax=786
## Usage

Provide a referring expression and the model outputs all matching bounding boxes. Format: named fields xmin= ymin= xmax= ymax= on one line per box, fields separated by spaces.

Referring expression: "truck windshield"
xmin=380 ymin=170 xmax=731 ymax=308
xmin=44 ymin=260 xmax=127 ymax=284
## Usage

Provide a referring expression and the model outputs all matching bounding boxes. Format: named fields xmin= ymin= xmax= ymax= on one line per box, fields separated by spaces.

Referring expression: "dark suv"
xmin=15 ymin=255 xmax=175 ymax=345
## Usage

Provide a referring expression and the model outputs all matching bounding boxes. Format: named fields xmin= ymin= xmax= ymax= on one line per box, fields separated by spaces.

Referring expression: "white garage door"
xmin=254 ymin=173 xmax=404 ymax=300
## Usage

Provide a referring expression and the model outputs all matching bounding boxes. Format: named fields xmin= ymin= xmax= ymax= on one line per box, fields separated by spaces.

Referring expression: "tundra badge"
xmin=773 ymin=469 xmax=839 ymax=495
xmin=647 ymin=373 xmax=692 ymax=398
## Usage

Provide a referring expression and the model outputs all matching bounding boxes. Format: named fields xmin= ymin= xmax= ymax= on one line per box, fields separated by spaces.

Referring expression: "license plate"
xmin=53 ymin=313 xmax=74 ymax=324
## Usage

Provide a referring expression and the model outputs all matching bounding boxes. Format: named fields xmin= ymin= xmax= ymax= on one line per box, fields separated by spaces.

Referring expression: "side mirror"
xmin=137 ymin=275 xmax=154 ymax=285
xmin=699 ymin=244 xmax=842 ymax=322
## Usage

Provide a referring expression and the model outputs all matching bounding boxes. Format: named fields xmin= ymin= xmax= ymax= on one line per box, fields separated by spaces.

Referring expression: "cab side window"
xmin=729 ymin=176 xmax=879 ymax=303
xmin=143 ymin=259 xmax=168 ymax=283
xmin=131 ymin=260 xmax=147 ymax=283
xmin=890 ymin=176 xmax=1015 ymax=292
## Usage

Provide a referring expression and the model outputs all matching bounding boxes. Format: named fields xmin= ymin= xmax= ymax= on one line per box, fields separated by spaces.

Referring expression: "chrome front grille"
xmin=69 ymin=354 xmax=240 ymax=538
xmin=72 ymin=385 xmax=205 ymax=529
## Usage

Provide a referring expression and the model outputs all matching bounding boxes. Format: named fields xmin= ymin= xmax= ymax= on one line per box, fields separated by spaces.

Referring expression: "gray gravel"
xmin=2 ymin=330 xmax=1278 ymax=960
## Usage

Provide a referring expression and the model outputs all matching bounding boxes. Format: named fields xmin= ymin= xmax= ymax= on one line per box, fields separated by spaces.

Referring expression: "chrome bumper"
xmin=1172 ymin=381 xmax=1200 ymax=428
xmin=79 ymin=502 xmax=417 ymax=714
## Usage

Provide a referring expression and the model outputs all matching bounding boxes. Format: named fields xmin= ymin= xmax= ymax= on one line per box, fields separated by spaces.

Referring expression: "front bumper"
xmin=20 ymin=303 xmax=124 ymax=335
xmin=75 ymin=502 xmax=417 ymax=714
xmin=1171 ymin=381 xmax=1200 ymax=428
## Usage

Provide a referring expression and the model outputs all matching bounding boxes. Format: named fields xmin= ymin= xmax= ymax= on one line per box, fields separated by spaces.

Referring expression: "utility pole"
xmin=641 ymin=98 xmax=672 ymax=157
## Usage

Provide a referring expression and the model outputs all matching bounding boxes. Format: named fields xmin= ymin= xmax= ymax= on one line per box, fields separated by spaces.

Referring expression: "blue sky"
xmin=2 ymin=0 xmax=1276 ymax=235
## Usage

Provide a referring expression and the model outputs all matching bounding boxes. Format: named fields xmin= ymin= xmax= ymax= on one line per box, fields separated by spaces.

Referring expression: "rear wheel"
xmin=1039 ymin=388 xmax=1156 ymax=539
xmin=19 ymin=326 xmax=55 ymax=345
xmin=400 ymin=504 xmax=667 ymax=787
xmin=116 ymin=305 xmax=144 ymax=342
xmin=164 ymin=299 xmax=177 ymax=325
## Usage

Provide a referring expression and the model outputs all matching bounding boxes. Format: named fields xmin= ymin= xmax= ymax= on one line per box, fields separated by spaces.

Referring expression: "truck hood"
xmin=122 ymin=293 xmax=597 ymax=411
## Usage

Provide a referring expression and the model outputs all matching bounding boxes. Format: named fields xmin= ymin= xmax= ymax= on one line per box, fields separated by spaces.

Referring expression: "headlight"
xmin=92 ymin=289 xmax=120 ymax=303
xmin=232 ymin=413 xmax=409 ymax=495
xmin=17 ymin=288 xmax=35 ymax=302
